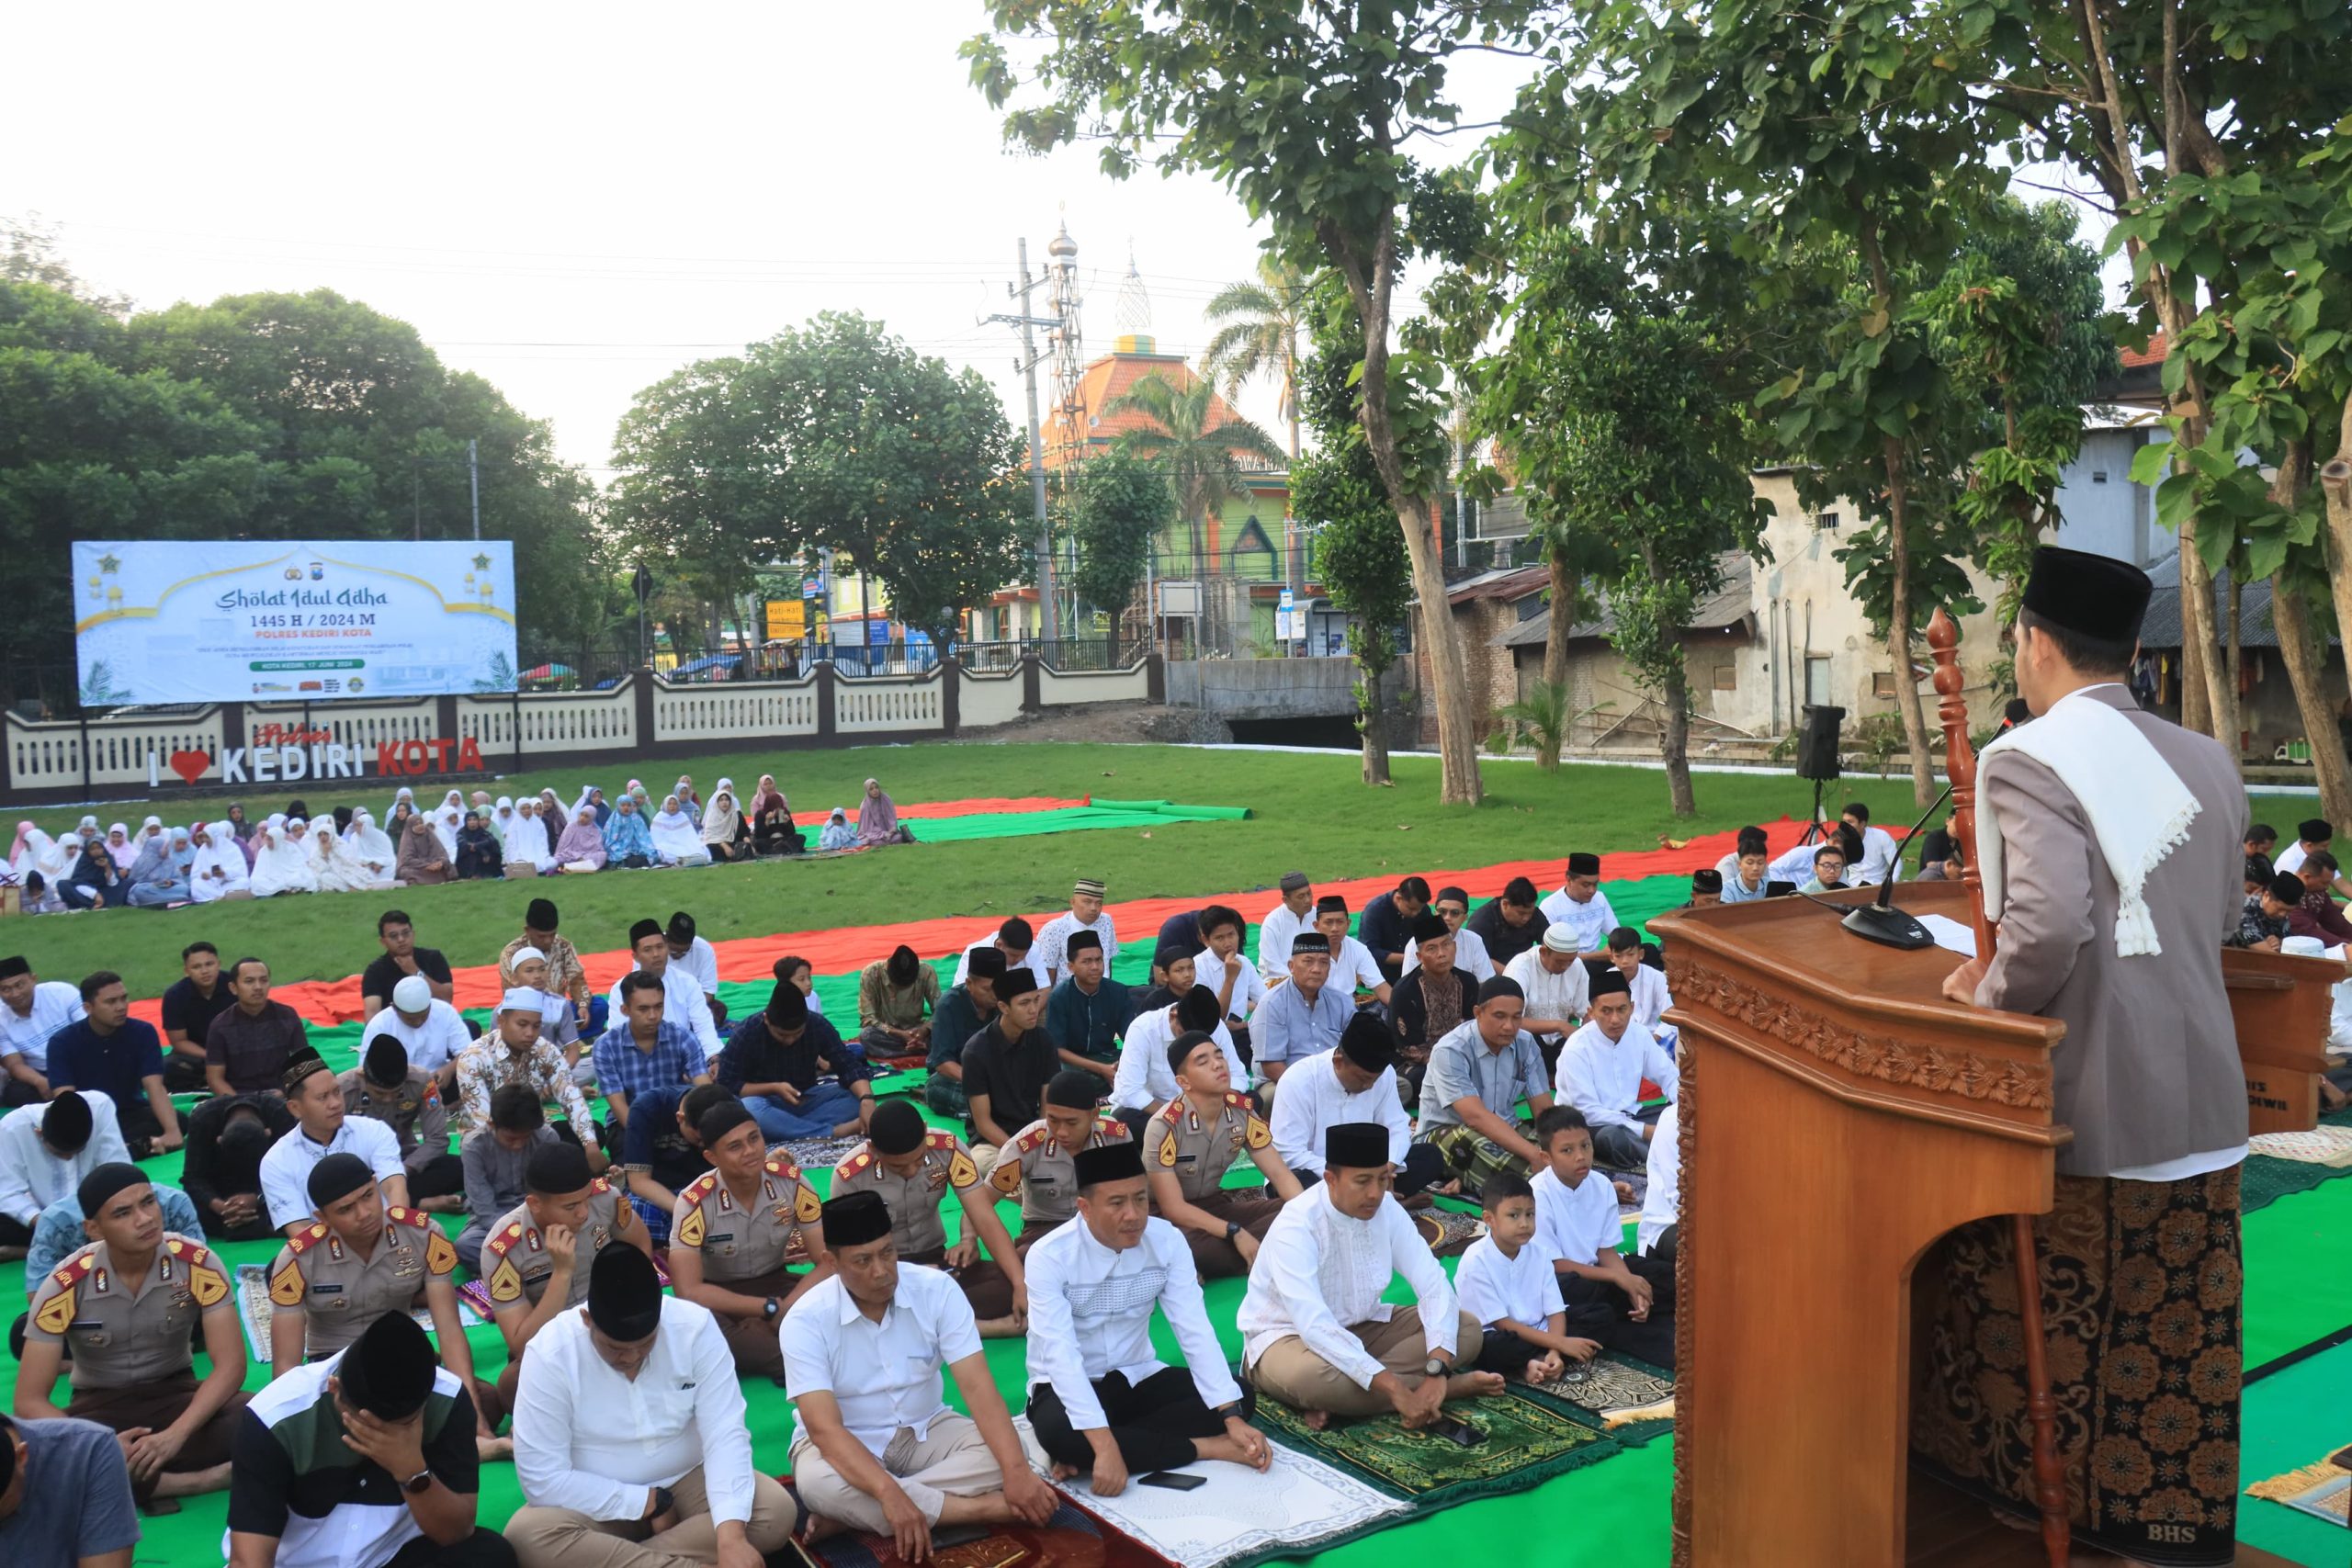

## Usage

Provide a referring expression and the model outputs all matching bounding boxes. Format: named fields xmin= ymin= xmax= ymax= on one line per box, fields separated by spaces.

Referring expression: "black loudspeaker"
xmin=1796 ymin=704 xmax=1846 ymax=782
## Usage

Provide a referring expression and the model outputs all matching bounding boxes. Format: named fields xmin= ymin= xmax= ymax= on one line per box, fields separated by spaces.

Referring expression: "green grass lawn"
xmin=6 ymin=741 xmax=2312 ymax=997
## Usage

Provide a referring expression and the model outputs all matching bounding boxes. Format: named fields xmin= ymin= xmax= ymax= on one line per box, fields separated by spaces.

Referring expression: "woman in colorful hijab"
xmin=396 ymin=812 xmax=452 ymax=886
xmin=455 ymin=808 xmax=505 ymax=879
xmin=700 ymin=779 xmax=749 ymax=862
xmin=126 ymin=827 xmax=195 ymax=907
xmin=553 ymin=804 xmax=608 ymax=874
xmin=570 ymin=784 xmax=612 ymax=829
xmin=854 ymin=777 xmax=908 ymax=847
xmin=187 ymin=821 xmax=250 ymax=903
xmin=602 ymin=795 xmax=654 ymax=869
xmin=673 ymin=774 xmax=702 ymax=817
xmin=650 ymin=795 xmax=710 ymax=866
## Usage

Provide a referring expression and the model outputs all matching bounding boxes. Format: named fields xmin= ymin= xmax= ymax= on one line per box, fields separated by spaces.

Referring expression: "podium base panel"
xmin=1904 ymin=1471 xmax=2297 ymax=1567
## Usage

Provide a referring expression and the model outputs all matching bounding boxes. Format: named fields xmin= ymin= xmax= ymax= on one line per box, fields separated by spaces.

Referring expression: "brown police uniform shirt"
xmin=339 ymin=1067 xmax=449 ymax=1171
xmin=987 ymin=1115 xmax=1132 ymax=1228
xmin=481 ymin=1178 xmax=636 ymax=1314
xmin=28 ymin=1234 xmax=232 ymax=1388
xmin=831 ymin=1130 xmax=980 ymax=1256
xmin=267 ymin=1206 xmax=458 ymax=1357
xmin=673 ymin=1156 xmax=823 ymax=1282
xmin=1152 ymin=1091 xmax=1272 ymax=1204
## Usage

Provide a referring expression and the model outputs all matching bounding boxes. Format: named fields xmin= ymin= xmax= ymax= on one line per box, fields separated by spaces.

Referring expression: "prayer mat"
xmin=2245 ymin=1450 xmax=2352 ymax=1527
xmin=233 ymin=1262 xmax=479 ymax=1363
xmin=1412 ymin=1207 xmax=1487 ymax=1258
xmin=1250 ymin=1385 xmax=1622 ymax=1508
xmin=1613 ymin=1168 xmax=1648 ymax=1223
xmin=1008 ymin=1418 xmax=1409 ymax=1568
xmin=792 ymin=1497 xmax=1174 ymax=1568
xmin=2247 ymin=1125 xmax=2352 ymax=1168
xmin=1526 ymin=1353 xmax=1676 ymax=1445
xmin=456 ymin=1251 xmax=670 ymax=1319
xmin=780 ymin=1131 xmax=871 ymax=1175
xmin=1912 ymin=1167 xmax=2245 ymax=1565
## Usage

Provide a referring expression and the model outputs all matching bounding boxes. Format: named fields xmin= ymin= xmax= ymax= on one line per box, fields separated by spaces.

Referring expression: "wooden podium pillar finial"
xmin=1927 ymin=610 xmax=1996 ymax=963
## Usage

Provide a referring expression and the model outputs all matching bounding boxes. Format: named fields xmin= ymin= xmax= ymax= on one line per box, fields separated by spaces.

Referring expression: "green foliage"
xmin=608 ymin=312 xmax=1027 ymax=646
xmin=1063 ymin=448 xmax=1174 ymax=617
xmin=1201 ymin=255 xmax=1310 ymax=458
xmin=1487 ymin=678 xmax=1573 ymax=761
xmin=1102 ymin=371 xmax=1285 ymax=580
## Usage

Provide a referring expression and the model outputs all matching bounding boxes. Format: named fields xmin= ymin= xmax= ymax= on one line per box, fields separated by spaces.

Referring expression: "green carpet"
xmin=2242 ymin=1104 xmax=2352 ymax=1214
xmin=2238 ymin=1340 xmax=2352 ymax=1562
xmin=1254 ymin=1385 xmax=1623 ymax=1506
xmin=2244 ymin=1176 xmax=2352 ymax=1371
xmin=890 ymin=799 xmax=1253 ymax=844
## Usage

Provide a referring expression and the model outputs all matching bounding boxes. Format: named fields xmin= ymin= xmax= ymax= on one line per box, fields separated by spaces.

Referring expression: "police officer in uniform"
xmin=830 ymin=1100 xmax=1028 ymax=1336
xmin=15 ymin=1163 xmax=249 ymax=1506
xmin=1148 ymin=1031 xmax=1301 ymax=1276
xmin=342 ymin=1035 xmax=464 ymax=1211
xmin=985 ymin=1069 xmax=1131 ymax=1249
xmin=481 ymin=1141 xmax=650 ymax=1404
xmin=664 ymin=1098 xmax=830 ymax=1380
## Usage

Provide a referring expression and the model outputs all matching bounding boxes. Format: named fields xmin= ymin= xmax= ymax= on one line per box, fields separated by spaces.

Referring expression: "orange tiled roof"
xmin=2120 ymin=332 xmax=2168 ymax=369
xmin=1043 ymin=349 xmax=1284 ymax=474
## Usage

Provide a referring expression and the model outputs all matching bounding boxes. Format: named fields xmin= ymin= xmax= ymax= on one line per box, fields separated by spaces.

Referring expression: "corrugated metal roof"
xmin=2138 ymin=552 xmax=2335 ymax=650
xmin=1494 ymin=552 xmax=1757 ymax=649
xmin=1444 ymin=565 xmax=1551 ymax=606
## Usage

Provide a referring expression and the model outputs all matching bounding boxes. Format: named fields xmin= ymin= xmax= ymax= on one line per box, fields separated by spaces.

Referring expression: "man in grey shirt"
xmin=1414 ymin=976 xmax=1555 ymax=1196
xmin=457 ymin=1084 xmax=559 ymax=1274
xmin=0 ymin=1411 xmax=141 ymax=1564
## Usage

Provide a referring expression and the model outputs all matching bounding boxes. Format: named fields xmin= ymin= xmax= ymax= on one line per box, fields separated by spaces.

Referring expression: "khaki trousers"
xmin=789 ymin=1414 xmax=1024 ymax=1534
xmin=1249 ymin=1304 xmax=1483 ymax=1417
xmin=506 ymin=1464 xmax=795 ymax=1568
xmin=702 ymin=1266 xmax=804 ymax=1379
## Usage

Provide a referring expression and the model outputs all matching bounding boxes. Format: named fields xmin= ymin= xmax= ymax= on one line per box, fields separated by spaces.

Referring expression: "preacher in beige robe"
xmin=1918 ymin=547 xmax=2249 ymax=1567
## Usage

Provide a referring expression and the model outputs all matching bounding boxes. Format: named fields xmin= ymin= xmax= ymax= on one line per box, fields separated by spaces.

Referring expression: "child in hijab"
xmin=817 ymin=807 xmax=856 ymax=852
xmin=601 ymin=795 xmax=654 ymax=869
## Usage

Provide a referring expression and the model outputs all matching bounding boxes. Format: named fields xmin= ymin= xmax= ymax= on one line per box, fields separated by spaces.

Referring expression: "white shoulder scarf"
xmin=1973 ymin=687 xmax=2199 ymax=958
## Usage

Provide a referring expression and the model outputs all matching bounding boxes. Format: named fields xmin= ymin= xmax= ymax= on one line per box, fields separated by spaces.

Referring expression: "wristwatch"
xmin=1224 ymin=1221 xmax=1243 ymax=1242
xmin=402 ymin=1467 xmax=434 ymax=1496
xmin=762 ymin=1296 xmax=781 ymax=1322
xmin=648 ymin=1484 xmax=676 ymax=1520
xmin=1423 ymin=1355 xmax=1450 ymax=1379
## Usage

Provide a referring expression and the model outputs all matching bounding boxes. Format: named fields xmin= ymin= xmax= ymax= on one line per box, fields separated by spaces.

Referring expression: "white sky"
xmin=6 ymin=1 xmax=1529 ymax=479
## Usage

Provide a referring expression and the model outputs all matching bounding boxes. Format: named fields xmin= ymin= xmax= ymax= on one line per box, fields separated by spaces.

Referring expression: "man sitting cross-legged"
xmin=1530 ymin=1107 xmax=1675 ymax=1366
xmin=831 ymin=1100 xmax=1028 ymax=1336
xmin=1413 ymin=977 xmax=1555 ymax=1195
xmin=509 ymin=1247 xmax=796 ymax=1568
xmin=1267 ymin=1013 xmax=1443 ymax=1198
xmin=1024 ymin=1139 xmax=1274 ymax=1495
xmin=1235 ymin=1123 xmax=1499 ymax=1430
xmin=266 ymin=1154 xmax=505 ymax=1459
xmin=986 ymin=1068 xmax=1132 ymax=1251
xmin=665 ymin=1099 xmax=831 ymax=1381
xmin=1146 ymin=1031 xmax=1301 ymax=1277
xmin=1553 ymin=968 xmax=1679 ymax=1173
xmin=481 ymin=1143 xmax=653 ymax=1407
xmin=782 ymin=1191 xmax=1057 ymax=1558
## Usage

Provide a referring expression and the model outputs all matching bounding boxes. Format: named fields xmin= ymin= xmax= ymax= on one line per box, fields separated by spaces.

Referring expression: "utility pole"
xmin=986 ymin=239 xmax=1062 ymax=643
xmin=468 ymin=438 xmax=481 ymax=540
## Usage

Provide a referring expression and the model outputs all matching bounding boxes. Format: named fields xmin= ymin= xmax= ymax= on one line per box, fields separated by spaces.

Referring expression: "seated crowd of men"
xmin=0 ymin=852 xmax=1711 ymax=1568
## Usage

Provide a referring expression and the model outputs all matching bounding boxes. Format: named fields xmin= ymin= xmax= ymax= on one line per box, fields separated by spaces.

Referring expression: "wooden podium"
xmin=1647 ymin=877 xmax=2332 ymax=1566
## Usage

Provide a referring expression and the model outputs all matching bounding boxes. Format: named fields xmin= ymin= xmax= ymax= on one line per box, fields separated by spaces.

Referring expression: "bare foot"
xmin=1051 ymin=1461 xmax=1084 ymax=1482
xmin=141 ymin=1495 xmax=183 ymax=1516
xmin=155 ymin=1462 xmax=232 ymax=1498
xmin=1399 ymin=1190 xmax=1435 ymax=1211
xmin=799 ymin=1513 xmax=854 ymax=1544
xmin=475 ymin=1434 xmax=514 ymax=1462
xmin=0 ymin=1245 xmax=27 ymax=1263
xmin=977 ymin=1314 xmax=1025 ymax=1339
xmin=1193 ymin=1435 xmax=1256 ymax=1465
xmin=1300 ymin=1408 xmax=1332 ymax=1431
xmin=1446 ymin=1371 xmax=1506 ymax=1400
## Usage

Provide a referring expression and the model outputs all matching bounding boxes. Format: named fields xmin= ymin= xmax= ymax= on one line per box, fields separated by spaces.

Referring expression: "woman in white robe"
xmin=650 ymin=795 xmax=712 ymax=867
xmin=345 ymin=810 xmax=400 ymax=883
xmin=491 ymin=797 xmax=518 ymax=852
xmin=10 ymin=823 xmax=70 ymax=912
xmin=504 ymin=798 xmax=555 ymax=874
xmin=187 ymin=821 xmax=251 ymax=904
xmin=431 ymin=799 xmax=463 ymax=862
xmin=311 ymin=816 xmax=390 ymax=892
xmin=249 ymin=815 xmax=320 ymax=897
xmin=384 ymin=785 xmax=419 ymax=826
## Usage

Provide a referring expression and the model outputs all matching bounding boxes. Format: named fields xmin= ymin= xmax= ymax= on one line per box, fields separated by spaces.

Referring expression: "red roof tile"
xmin=2120 ymin=332 xmax=2168 ymax=369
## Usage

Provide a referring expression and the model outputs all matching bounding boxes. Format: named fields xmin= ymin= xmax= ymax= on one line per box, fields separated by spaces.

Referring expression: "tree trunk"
xmin=2267 ymin=579 xmax=2352 ymax=825
xmin=2317 ymin=393 xmax=2352 ymax=739
xmin=1540 ymin=551 xmax=1576 ymax=770
xmin=1660 ymin=638 xmax=1697 ymax=817
xmin=2178 ymin=537 xmax=2238 ymax=754
xmin=1882 ymin=438 xmax=1938 ymax=805
xmin=2226 ymin=569 xmax=2244 ymax=705
xmin=2180 ymin=617 xmax=2211 ymax=733
xmin=1359 ymin=656 xmax=1391 ymax=785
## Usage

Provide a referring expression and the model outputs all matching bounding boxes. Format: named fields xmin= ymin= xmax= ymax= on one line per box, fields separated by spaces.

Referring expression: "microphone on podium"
xmin=1839 ymin=781 xmax=1956 ymax=951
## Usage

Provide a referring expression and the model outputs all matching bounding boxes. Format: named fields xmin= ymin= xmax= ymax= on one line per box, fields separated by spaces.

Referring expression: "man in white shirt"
xmin=1636 ymin=1101 xmax=1679 ymax=1264
xmin=1553 ymin=969 xmax=1679 ymax=1172
xmin=1255 ymin=871 xmax=1315 ymax=987
xmin=1504 ymin=926 xmax=1592 ymax=1064
xmin=1236 ymin=1122 xmax=1497 ymax=1425
xmin=1839 ymin=803 xmax=1902 ymax=886
xmin=1033 ymin=878 xmax=1118 ymax=987
xmin=1770 ymin=823 xmax=1860 ymax=886
xmin=951 ymin=919 xmax=1039 ymax=989
xmin=1023 ymin=1140 xmax=1272 ymax=1493
xmin=664 ymin=912 xmax=729 ymax=1029
xmin=1109 ymin=988 xmax=1239 ymax=1118
xmin=1405 ymin=886 xmax=1496 ymax=983
xmin=362 ymin=976 xmax=470 ymax=1085
xmin=1194 ymin=904 xmax=1263 ymax=1040
xmin=1537 ymin=853 xmax=1616 ymax=958
xmin=0 ymin=1090 xmax=127 ymax=1249
xmin=260 ymin=1054 xmax=409 ymax=1233
xmin=508 ymin=1247 xmax=795 ymax=1568
xmin=1601 ymin=927 xmax=1675 ymax=1039
xmin=2274 ymin=817 xmax=2329 ymax=877
xmin=1310 ymin=897 xmax=1390 ymax=1004
xmin=781 ymin=1191 xmax=1056 ymax=1556
xmin=0 ymin=955 xmax=83 ymax=1104
xmin=605 ymin=922 xmax=722 ymax=1066
xmin=1267 ymin=1015 xmax=1442 ymax=1196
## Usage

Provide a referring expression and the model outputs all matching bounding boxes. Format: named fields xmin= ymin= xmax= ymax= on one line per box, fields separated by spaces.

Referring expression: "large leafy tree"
xmin=1062 ymin=447 xmax=1176 ymax=637
xmin=964 ymin=0 xmax=1530 ymax=805
xmin=1102 ymin=371 xmax=1284 ymax=593
xmin=1202 ymin=256 xmax=1310 ymax=466
xmin=609 ymin=312 xmax=1026 ymax=650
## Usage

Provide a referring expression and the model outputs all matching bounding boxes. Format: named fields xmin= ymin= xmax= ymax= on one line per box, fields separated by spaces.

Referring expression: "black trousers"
xmin=162 ymin=1053 xmax=211 ymax=1094
xmin=0 ymin=1213 xmax=31 ymax=1247
xmin=410 ymin=1151 xmax=466 ymax=1200
xmin=1026 ymin=1367 xmax=1250 ymax=1475
xmin=388 ymin=1528 xmax=517 ymax=1568
xmin=1474 ymin=1325 xmax=1545 ymax=1377
xmin=1557 ymin=1254 xmax=1677 ymax=1367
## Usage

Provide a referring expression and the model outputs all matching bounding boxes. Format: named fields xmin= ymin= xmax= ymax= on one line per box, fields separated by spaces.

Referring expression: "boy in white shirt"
xmin=1453 ymin=1170 xmax=1600 ymax=1380
xmin=1602 ymin=927 xmax=1675 ymax=1043
xmin=1529 ymin=1107 xmax=1675 ymax=1366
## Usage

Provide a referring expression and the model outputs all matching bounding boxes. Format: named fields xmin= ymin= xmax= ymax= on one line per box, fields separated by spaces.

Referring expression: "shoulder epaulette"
xmin=923 ymin=1128 xmax=962 ymax=1151
xmin=165 ymin=1235 xmax=229 ymax=1304
xmin=484 ymin=1220 xmax=529 ymax=1258
xmin=163 ymin=1235 xmax=214 ymax=1269
xmin=1011 ymin=1122 xmax=1048 ymax=1155
xmin=834 ymin=1147 xmax=875 ymax=1181
xmin=1097 ymin=1117 xmax=1131 ymax=1141
xmin=763 ymin=1154 xmax=804 ymax=1182
xmin=387 ymin=1206 xmax=432 ymax=1231
xmin=1155 ymin=1098 xmax=1185 ymax=1125
xmin=49 ymin=1248 xmax=99 ymax=1292
xmin=588 ymin=1176 xmax=612 ymax=1196
xmin=1223 ymin=1091 xmax=1254 ymax=1111
xmin=681 ymin=1170 xmax=721 ymax=1206
xmin=285 ymin=1221 xmax=331 ymax=1256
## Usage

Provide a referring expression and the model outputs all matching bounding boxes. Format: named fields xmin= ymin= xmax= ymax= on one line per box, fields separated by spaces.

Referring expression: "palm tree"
xmin=1103 ymin=372 xmax=1286 ymax=585
xmin=1201 ymin=257 xmax=1310 ymax=463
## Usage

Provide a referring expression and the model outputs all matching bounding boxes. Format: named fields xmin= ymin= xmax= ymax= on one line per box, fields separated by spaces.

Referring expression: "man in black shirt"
xmin=925 ymin=950 xmax=1002 ymax=1120
xmin=182 ymin=1091 xmax=296 ymax=1240
xmin=361 ymin=910 xmax=456 ymax=1018
xmin=959 ymin=969 xmax=1058 ymax=1179
xmin=159 ymin=941 xmax=232 ymax=1094
xmin=204 ymin=959 xmax=311 ymax=1096
xmin=1356 ymin=876 xmax=1431 ymax=985
xmin=615 ymin=1081 xmax=731 ymax=1241
xmin=1467 ymin=876 xmax=1546 ymax=968
xmin=711 ymin=983 xmax=874 ymax=1143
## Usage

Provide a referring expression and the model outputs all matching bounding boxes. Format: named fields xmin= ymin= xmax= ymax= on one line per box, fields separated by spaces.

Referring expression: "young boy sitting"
xmin=1530 ymin=1106 xmax=1676 ymax=1366
xmin=1453 ymin=1170 xmax=1601 ymax=1380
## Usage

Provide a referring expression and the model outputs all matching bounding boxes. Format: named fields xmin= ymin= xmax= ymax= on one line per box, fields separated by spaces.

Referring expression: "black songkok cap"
xmin=1476 ymin=976 xmax=1526 ymax=1006
xmin=1589 ymin=967 xmax=1632 ymax=998
xmin=1408 ymin=909 xmax=1450 ymax=942
xmin=2019 ymin=545 xmax=2153 ymax=643
xmin=1566 ymin=852 xmax=1600 ymax=877
xmin=1339 ymin=1010 xmax=1398 ymax=1072
xmin=1324 ymin=1122 xmax=1389 ymax=1170
xmin=1074 ymin=1139 xmax=1144 ymax=1189
xmin=822 ymin=1190 xmax=892 ymax=1249
xmin=1046 ymin=1069 xmax=1102 ymax=1110
xmin=765 ymin=980 xmax=808 ymax=1026
xmin=40 ymin=1091 xmax=93 ymax=1153
xmin=2299 ymin=818 xmax=2332 ymax=843
xmin=586 ymin=1245 xmax=664 ymax=1341
xmin=1289 ymin=931 xmax=1331 ymax=957
xmin=339 ymin=1312 xmax=438 ymax=1418
xmin=526 ymin=897 xmax=560 ymax=931
xmin=1152 ymin=942 xmax=1193 ymax=973
xmin=2271 ymin=872 xmax=2310 ymax=904
xmin=629 ymin=918 xmax=663 ymax=946
xmin=967 ymin=947 xmax=1008 ymax=980
xmin=308 ymin=1152 xmax=376 ymax=1208
xmin=887 ymin=944 xmax=920 ymax=984
xmin=1691 ymin=869 xmax=1724 ymax=893
xmin=75 ymin=1161 xmax=147 ymax=1216
xmin=283 ymin=1051 xmax=332 ymax=1095
xmin=1165 ymin=1028 xmax=1221 ymax=1077
xmin=695 ymin=1097 xmax=757 ymax=1147
xmin=364 ymin=1033 xmax=409 ymax=1086
xmin=870 ymin=1099 xmax=928 ymax=1156
xmin=995 ymin=968 xmax=1039 ymax=1002
xmin=667 ymin=911 xmax=696 ymax=943
xmin=1065 ymin=930 xmax=1102 ymax=955
xmin=0 ymin=955 xmax=28 ymax=981
xmin=1314 ymin=894 xmax=1350 ymax=916
xmin=526 ymin=1140 xmax=593 ymax=1196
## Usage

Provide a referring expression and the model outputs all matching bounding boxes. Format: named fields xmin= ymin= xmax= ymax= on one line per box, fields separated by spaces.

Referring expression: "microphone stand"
xmin=1838 ymin=779 xmax=1954 ymax=949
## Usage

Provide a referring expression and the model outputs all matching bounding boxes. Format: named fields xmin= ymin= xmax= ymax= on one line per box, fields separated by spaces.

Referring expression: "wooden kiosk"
xmin=1645 ymin=611 xmax=2329 ymax=1566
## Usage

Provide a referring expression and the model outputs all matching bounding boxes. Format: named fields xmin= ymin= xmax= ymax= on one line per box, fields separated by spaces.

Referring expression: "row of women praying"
xmin=3 ymin=773 xmax=914 ymax=911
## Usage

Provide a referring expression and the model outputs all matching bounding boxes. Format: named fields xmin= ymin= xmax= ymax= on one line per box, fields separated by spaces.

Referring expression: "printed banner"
xmin=73 ymin=540 xmax=517 ymax=705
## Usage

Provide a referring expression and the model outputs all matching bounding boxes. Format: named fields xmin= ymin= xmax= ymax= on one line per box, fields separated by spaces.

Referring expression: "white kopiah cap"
xmin=392 ymin=975 xmax=434 ymax=1012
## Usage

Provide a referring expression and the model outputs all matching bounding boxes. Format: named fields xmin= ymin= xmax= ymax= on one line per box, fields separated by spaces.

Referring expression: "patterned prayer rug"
xmin=1011 ymin=1418 xmax=1409 ymax=1568
xmin=793 ymin=1498 xmax=1174 ymax=1568
xmin=780 ymin=1131 xmax=871 ymax=1177
xmin=2245 ymin=1449 xmax=2352 ymax=1527
xmin=233 ymin=1262 xmax=480 ymax=1363
xmin=1251 ymin=1385 xmax=1621 ymax=1508
xmin=2247 ymin=1125 xmax=2352 ymax=1168
xmin=1526 ymin=1353 xmax=1677 ymax=1444
xmin=1412 ymin=1207 xmax=1487 ymax=1258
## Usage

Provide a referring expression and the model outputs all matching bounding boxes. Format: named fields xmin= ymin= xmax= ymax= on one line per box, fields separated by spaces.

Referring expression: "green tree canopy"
xmin=1063 ymin=447 xmax=1175 ymax=626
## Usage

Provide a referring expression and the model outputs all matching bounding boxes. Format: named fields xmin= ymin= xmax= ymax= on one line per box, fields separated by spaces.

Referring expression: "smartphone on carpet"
xmin=1426 ymin=1416 xmax=1484 ymax=1449
xmin=1138 ymin=1471 xmax=1208 ymax=1491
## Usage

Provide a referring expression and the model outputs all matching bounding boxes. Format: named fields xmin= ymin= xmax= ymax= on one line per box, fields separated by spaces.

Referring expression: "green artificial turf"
xmin=2238 ymin=1339 xmax=2352 ymax=1564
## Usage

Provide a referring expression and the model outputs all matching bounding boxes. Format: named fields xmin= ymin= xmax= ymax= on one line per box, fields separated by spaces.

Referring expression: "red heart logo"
xmin=168 ymin=750 xmax=212 ymax=785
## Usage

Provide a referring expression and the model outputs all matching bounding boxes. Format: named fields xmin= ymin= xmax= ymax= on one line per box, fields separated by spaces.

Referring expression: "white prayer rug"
xmin=2249 ymin=1125 xmax=2352 ymax=1168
